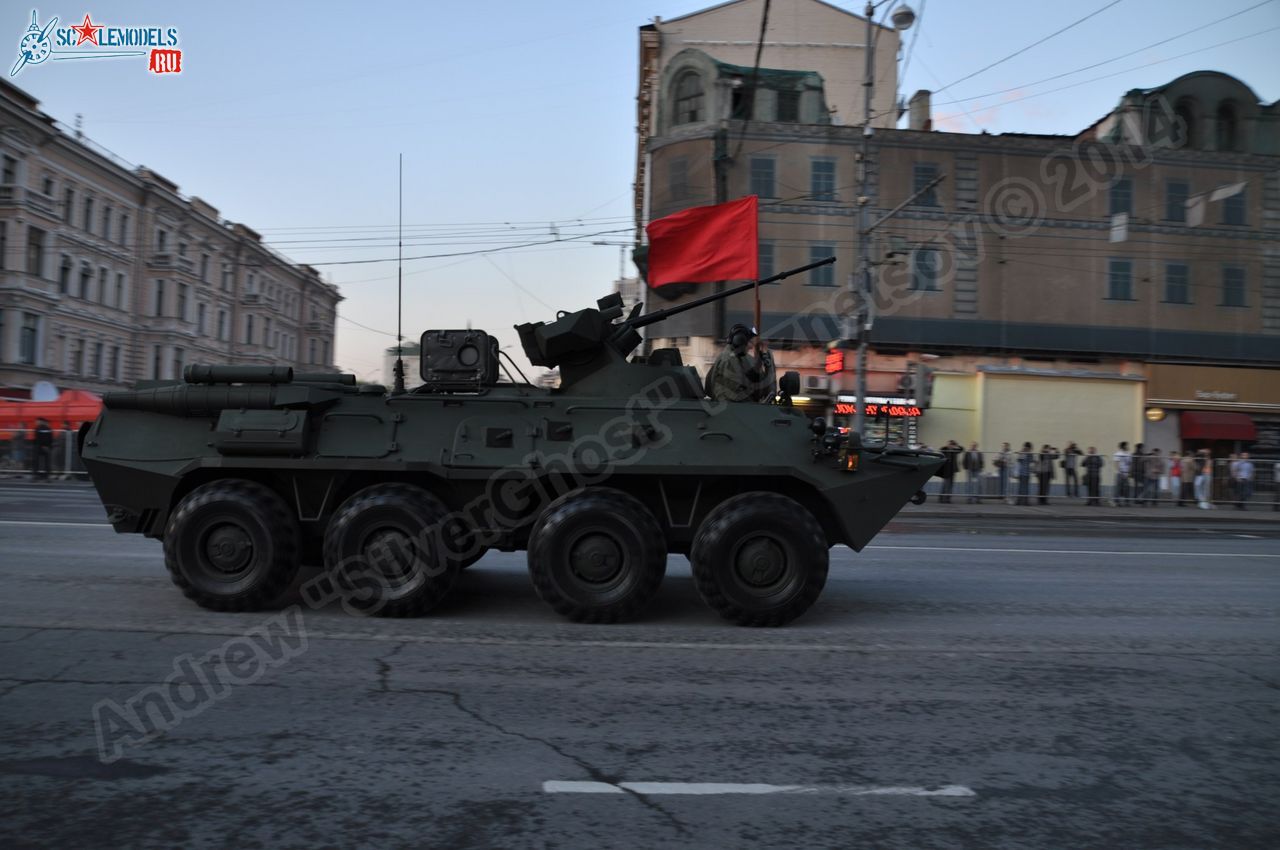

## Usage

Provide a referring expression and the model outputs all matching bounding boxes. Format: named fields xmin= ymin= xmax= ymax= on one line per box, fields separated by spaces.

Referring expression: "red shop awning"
xmin=1180 ymin=411 xmax=1257 ymax=441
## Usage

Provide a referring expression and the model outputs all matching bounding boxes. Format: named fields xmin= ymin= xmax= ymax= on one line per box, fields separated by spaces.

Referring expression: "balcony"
xmin=148 ymin=253 xmax=197 ymax=275
xmin=0 ymin=185 xmax=58 ymax=219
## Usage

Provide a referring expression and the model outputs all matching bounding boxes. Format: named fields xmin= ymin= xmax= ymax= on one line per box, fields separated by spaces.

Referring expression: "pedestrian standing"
xmin=1082 ymin=447 xmax=1104 ymax=506
xmin=11 ymin=424 xmax=27 ymax=473
xmin=1131 ymin=443 xmax=1147 ymax=505
xmin=1017 ymin=442 xmax=1034 ymax=506
xmin=1037 ymin=444 xmax=1058 ymax=505
xmin=1063 ymin=442 xmax=1082 ymax=499
xmin=939 ymin=440 xmax=961 ymax=504
xmin=1194 ymin=449 xmax=1213 ymax=510
xmin=1274 ymin=460 xmax=1280 ymax=512
xmin=1226 ymin=453 xmax=1240 ymax=505
xmin=996 ymin=442 xmax=1012 ymax=504
xmin=1169 ymin=449 xmax=1182 ymax=505
xmin=1178 ymin=451 xmax=1195 ymax=506
xmin=1112 ymin=442 xmax=1132 ymax=506
xmin=1235 ymin=452 xmax=1255 ymax=510
xmin=32 ymin=418 xmax=53 ymax=481
xmin=963 ymin=442 xmax=984 ymax=503
xmin=1145 ymin=448 xmax=1163 ymax=505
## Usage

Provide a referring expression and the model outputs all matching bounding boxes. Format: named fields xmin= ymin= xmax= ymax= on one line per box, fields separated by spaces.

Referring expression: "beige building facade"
xmin=0 ymin=80 xmax=341 ymax=397
xmin=634 ymin=7 xmax=1280 ymax=454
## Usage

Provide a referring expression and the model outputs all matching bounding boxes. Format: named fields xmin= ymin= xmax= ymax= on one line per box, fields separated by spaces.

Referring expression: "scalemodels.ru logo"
xmin=10 ymin=9 xmax=182 ymax=77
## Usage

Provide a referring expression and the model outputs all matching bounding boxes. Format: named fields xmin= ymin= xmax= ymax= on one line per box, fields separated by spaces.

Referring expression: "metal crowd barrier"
xmin=0 ymin=428 xmax=88 ymax=480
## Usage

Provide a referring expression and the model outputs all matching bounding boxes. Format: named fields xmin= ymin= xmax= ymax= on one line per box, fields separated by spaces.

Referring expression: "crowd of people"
xmin=1 ymin=419 xmax=59 ymax=480
xmin=927 ymin=440 xmax=1274 ymax=510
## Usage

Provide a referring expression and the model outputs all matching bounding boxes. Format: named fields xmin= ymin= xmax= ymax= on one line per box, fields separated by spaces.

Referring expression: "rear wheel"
xmin=323 ymin=483 xmax=459 ymax=617
xmin=527 ymin=488 xmax=666 ymax=623
xmin=691 ymin=492 xmax=828 ymax=627
xmin=163 ymin=479 xmax=301 ymax=612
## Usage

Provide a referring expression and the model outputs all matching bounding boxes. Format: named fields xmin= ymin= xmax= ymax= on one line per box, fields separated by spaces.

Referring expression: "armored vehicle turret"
xmin=81 ymin=283 xmax=941 ymax=626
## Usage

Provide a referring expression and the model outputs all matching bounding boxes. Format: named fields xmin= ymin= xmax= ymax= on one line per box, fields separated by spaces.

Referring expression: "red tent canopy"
xmin=0 ymin=389 xmax=103 ymax=434
xmin=1179 ymin=411 xmax=1257 ymax=441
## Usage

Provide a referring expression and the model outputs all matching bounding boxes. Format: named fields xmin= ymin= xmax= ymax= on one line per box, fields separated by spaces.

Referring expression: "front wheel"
xmin=691 ymin=492 xmax=828 ymax=627
xmin=527 ymin=488 xmax=667 ymax=623
xmin=163 ymin=479 xmax=301 ymax=612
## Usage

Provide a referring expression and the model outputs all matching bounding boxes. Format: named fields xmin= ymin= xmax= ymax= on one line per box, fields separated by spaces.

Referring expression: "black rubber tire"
xmin=163 ymin=479 xmax=301 ymax=612
xmin=322 ymin=483 xmax=459 ymax=617
xmin=690 ymin=492 xmax=829 ymax=627
xmin=527 ymin=487 xmax=666 ymax=623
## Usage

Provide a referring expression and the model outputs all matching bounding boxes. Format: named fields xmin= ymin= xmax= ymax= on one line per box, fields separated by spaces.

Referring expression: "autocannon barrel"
xmin=293 ymin=372 xmax=356 ymax=385
xmin=183 ymin=365 xmax=293 ymax=385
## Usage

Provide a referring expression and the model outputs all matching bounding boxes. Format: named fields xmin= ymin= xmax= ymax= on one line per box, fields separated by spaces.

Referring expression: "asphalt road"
xmin=1 ymin=484 xmax=1277 ymax=849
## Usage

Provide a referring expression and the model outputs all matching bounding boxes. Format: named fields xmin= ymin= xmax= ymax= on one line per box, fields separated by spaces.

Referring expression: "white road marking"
xmin=864 ymin=545 xmax=1278 ymax=558
xmin=0 ymin=520 xmax=110 ymax=528
xmin=542 ymin=781 xmax=975 ymax=797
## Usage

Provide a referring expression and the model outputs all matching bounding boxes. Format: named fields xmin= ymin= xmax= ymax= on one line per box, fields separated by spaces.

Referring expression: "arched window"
xmin=673 ymin=71 xmax=704 ymax=125
xmin=1173 ymin=98 xmax=1196 ymax=150
xmin=1216 ymin=101 xmax=1238 ymax=152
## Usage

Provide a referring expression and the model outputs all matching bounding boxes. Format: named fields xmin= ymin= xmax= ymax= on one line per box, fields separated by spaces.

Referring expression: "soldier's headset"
xmin=728 ymin=323 xmax=754 ymax=352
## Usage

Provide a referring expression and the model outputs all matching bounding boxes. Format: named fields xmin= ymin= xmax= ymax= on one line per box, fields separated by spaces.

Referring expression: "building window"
xmin=750 ymin=157 xmax=775 ymax=199
xmin=913 ymin=163 xmax=939 ymax=206
xmin=177 ymin=283 xmax=188 ymax=321
xmin=1221 ymin=189 xmax=1246 ymax=226
xmin=63 ymin=187 xmax=74 ymax=223
xmin=1 ymin=154 xmax=16 ymax=184
xmin=98 ymin=267 xmax=109 ymax=305
xmin=668 ymin=157 xmax=688 ymax=202
xmin=221 ymin=263 xmax=233 ymax=290
xmin=1174 ymin=98 xmax=1197 ymax=149
xmin=810 ymin=159 xmax=836 ymax=202
xmin=197 ymin=303 xmax=207 ymax=336
xmin=79 ymin=264 xmax=92 ymax=300
xmin=759 ymin=241 xmax=774 ymax=279
xmin=673 ymin=71 xmax=704 ymax=125
xmin=115 ymin=273 xmax=125 ymax=309
xmin=245 ymin=314 xmax=255 ymax=345
xmin=118 ymin=213 xmax=129 ymax=246
xmin=309 ymin=338 xmax=318 ymax=364
xmin=58 ymin=255 xmax=72 ymax=294
xmin=1164 ymin=263 xmax=1190 ymax=304
xmin=41 ymin=175 xmax=53 ymax=196
xmin=1165 ymin=181 xmax=1188 ymax=222
xmin=1107 ymin=258 xmax=1134 ymax=300
xmin=1221 ymin=266 xmax=1246 ymax=307
xmin=200 ymin=254 xmax=209 ymax=282
xmin=912 ymin=248 xmax=941 ymax=291
xmin=1216 ymin=102 xmax=1238 ymax=152
xmin=217 ymin=309 xmax=228 ymax=341
xmin=101 ymin=205 xmax=111 ymax=239
xmin=26 ymin=227 xmax=46 ymax=277
xmin=19 ymin=313 xmax=39 ymax=365
xmin=0 ymin=222 xmax=5 ymax=271
xmin=322 ymin=340 xmax=330 ymax=365
xmin=152 ymin=345 xmax=162 ymax=380
xmin=157 ymin=229 xmax=168 ymax=252
xmin=71 ymin=338 xmax=83 ymax=375
xmin=172 ymin=347 xmax=184 ymax=379
xmin=83 ymin=196 xmax=94 ymax=234
xmin=91 ymin=342 xmax=103 ymax=378
xmin=808 ymin=245 xmax=835 ymax=285
xmin=108 ymin=345 xmax=119 ymax=381
xmin=178 ymin=242 xmax=187 ymax=257
xmin=1109 ymin=178 xmax=1132 ymax=216
xmin=776 ymin=89 xmax=800 ymax=122
xmin=154 ymin=280 xmax=165 ymax=316
xmin=264 ymin=317 xmax=273 ymax=347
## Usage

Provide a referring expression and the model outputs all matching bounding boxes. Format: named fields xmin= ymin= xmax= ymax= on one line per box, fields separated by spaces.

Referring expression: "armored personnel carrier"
xmin=81 ymin=283 xmax=941 ymax=626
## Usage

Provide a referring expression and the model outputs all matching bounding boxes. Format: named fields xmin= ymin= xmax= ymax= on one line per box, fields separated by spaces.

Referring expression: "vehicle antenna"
xmin=392 ymin=153 xmax=406 ymax=394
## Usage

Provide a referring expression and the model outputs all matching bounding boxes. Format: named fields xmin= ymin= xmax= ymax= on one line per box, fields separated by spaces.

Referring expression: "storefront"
xmin=833 ymin=395 xmax=923 ymax=445
xmin=1145 ymin=364 xmax=1280 ymax=455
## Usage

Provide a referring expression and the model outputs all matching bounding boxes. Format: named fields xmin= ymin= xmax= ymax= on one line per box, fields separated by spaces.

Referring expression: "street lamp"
xmin=849 ymin=1 xmax=913 ymax=440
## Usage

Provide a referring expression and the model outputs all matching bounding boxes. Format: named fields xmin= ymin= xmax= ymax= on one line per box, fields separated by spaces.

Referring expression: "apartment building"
xmin=0 ymin=79 xmax=341 ymax=397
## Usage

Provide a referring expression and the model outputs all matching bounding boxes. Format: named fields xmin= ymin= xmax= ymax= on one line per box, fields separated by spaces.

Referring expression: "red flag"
xmin=645 ymin=195 xmax=758 ymax=289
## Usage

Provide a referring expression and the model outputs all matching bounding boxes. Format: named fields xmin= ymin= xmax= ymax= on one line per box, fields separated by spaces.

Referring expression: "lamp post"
xmin=850 ymin=1 xmax=913 ymax=439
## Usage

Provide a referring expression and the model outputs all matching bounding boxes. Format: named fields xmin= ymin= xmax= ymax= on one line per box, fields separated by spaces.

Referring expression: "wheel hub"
xmin=734 ymin=536 xmax=787 ymax=587
xmin=364 ymin=528 xmax=415 ymax=577
xmin=569 ymin=532 xmax=623 ymax=583
xmin=204 ymin=523 xmax=253 ymax=574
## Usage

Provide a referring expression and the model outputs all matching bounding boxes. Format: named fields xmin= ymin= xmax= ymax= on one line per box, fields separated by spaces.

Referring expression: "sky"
xmin=9 ymin=0 xmax=1279 ymax=382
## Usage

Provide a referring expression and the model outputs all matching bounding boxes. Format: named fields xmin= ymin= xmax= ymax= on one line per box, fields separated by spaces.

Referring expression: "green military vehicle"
xmin=80 ymin=283 xmax=941 ymax=626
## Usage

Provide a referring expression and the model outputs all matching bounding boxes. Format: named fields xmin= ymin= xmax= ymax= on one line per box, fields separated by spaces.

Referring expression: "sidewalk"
xmin=905 ymin=496 xmax=1278 ymax=523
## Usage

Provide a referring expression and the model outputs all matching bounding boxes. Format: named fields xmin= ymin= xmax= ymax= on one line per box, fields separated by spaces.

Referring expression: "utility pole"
xmin=852 ymin=1 xmax=876 ymax=440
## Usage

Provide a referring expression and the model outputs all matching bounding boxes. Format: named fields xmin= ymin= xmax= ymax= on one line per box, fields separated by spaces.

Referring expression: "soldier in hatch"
xmin=705 ymin=323 xmax=776 ymax=403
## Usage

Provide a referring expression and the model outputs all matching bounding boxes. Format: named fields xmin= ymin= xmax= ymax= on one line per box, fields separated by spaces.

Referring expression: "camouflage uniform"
xmin=706 ymin=346 xmax=776 ymax=402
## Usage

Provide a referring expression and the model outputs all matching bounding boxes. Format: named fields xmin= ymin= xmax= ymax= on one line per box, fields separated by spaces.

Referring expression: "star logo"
xmin=71 ymin=14 xmax=103 ymax=47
